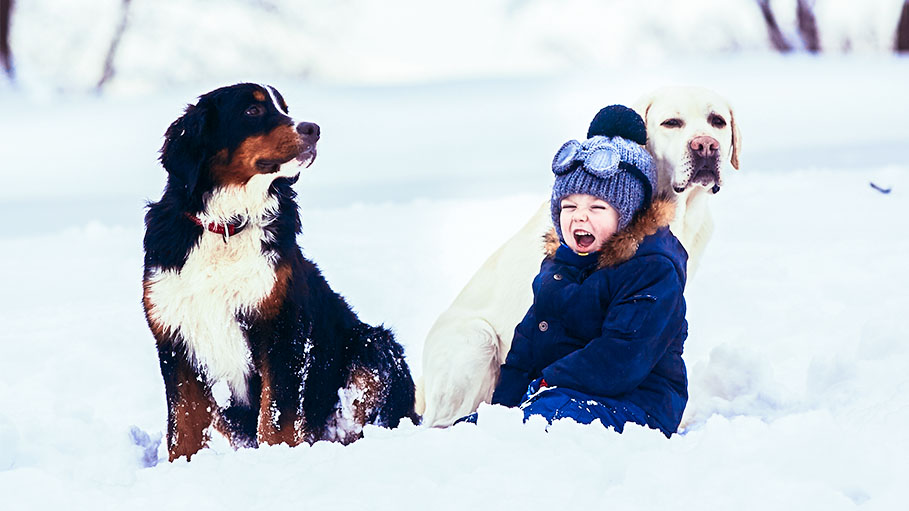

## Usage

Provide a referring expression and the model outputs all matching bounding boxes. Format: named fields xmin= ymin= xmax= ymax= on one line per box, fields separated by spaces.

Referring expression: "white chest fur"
xmin=146 ymin=168 xmax=299 ymax=405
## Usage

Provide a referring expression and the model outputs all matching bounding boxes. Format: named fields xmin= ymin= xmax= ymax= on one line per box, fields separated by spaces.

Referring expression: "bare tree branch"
xmin=1 ymin=0 xmax=13 ymax=79
xmin=898 ymin=0 xmax=909 ymax=52
xmin=97 ymin=0 xmax=132 ymax=92
xmin=756 ymin=0 xmax=793 ymax=53
xmin=796 ymin=0 xmax=820 ymax=52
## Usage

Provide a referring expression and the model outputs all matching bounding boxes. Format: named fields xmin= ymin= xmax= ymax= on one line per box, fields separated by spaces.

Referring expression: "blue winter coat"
xmin=490 ymin=198 xmax=688 ymax=436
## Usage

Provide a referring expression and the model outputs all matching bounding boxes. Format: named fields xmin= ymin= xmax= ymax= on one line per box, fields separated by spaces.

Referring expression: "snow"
xmin=2 ymin=27 xmax=909 ymax=511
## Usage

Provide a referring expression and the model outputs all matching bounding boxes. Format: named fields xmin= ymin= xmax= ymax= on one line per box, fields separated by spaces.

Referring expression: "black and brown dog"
xmin=142 ymin=83 xmax=415 ymax=462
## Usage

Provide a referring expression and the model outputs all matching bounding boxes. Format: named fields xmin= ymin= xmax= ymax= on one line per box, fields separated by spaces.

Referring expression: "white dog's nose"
xmin=689 ymin=136 xmax=719 ymax=159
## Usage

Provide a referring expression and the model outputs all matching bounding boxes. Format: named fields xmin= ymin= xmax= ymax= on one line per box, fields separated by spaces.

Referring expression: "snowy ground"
xmin=1 ymin=56 xmax=908 ymax=509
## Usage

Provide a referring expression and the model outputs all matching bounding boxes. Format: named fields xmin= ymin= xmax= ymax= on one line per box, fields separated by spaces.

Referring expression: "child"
xmin=489 ymin=105 xmax=689 ymax=437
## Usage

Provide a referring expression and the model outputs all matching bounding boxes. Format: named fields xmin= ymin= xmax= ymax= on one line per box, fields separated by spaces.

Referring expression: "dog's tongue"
xmin=574 ymin=233 xmax=595 ymax=251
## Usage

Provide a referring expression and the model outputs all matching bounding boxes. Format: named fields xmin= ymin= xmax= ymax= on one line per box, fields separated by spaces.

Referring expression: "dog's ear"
xmin=729 ymin=104 xmax=742 ymax=170
xmin=160 ymin=103 xmax=209 ymax=196
xmin=632 ymin=92 xmax=656 ymax=132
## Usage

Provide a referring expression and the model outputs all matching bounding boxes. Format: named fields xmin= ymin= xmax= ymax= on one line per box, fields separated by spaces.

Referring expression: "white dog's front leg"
xmin=419 ymin=201 xmax=550 ymax=427
xmin=421 ymin=318 xmax=503 ymax=427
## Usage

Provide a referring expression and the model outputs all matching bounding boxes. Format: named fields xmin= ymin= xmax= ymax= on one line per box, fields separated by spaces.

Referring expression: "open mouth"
xmin=692 ymin=165 xmax=721 ymax=193
xmin=254 ymin=159 xmax=286 ymax=174
xmin=673 ymin=161 xmax=721 ymax=194
xmin=295 ymin=147 xmax=317 ymax=168
xmin=573 ymin=229 xmax=596 ymax=251
xmin=255 ymin=147 xmax=317 ymax=174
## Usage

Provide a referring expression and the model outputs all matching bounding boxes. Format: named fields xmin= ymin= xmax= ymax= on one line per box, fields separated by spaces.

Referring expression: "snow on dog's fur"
xmin=417 ymin=86 xmax=742 ymax=427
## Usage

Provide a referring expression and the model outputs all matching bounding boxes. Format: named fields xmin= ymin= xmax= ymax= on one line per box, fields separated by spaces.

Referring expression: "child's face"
xmin=559 ymin=194 xmax=620 ymax=254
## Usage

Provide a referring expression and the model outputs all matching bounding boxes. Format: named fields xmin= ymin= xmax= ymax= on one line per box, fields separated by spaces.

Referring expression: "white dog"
xmin=417 ymin=86 xmax=742 ymax=427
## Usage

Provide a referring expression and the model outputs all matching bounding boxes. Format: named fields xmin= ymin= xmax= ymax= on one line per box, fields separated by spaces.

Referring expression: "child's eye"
xmin=561 ymin=204 xmax=576 ymax=210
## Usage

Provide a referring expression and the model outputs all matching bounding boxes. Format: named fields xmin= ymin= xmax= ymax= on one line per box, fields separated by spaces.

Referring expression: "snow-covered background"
xmin=6 ymin=0 xmax=909 ymax=93
xmin=2 ymin=1 xmax=909 ymax=509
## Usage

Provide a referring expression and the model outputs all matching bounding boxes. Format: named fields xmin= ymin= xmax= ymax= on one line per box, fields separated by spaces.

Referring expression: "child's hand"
xmin=522 ymin=377 xmax=551 ymax=401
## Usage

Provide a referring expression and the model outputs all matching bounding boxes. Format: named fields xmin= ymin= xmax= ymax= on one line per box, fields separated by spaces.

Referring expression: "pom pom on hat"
xmin=587 ymin=105 xmax=647 ymax=145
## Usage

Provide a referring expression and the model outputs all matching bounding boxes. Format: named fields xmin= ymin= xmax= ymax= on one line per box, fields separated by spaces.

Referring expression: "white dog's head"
xmin=634 ymin=86 xmax=742 ymax=196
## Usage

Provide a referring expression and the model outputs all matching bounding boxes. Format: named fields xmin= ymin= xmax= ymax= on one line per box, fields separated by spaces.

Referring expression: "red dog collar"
xmin=185 ymin=213 xmax=247 ymax=242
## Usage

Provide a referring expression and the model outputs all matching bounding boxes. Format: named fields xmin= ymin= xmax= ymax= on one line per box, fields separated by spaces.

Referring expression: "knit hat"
xmin=551 ymin=105 xmax=657 ymax=240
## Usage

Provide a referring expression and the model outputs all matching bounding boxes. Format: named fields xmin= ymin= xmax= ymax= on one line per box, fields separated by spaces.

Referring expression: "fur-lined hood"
xmin=544 ymin=193 xmax=678 ymax=270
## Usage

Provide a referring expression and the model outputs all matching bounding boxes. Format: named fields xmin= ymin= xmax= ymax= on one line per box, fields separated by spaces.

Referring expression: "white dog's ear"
xmin=632 ymin=93 xmax=655 ymax=129
xmin=729 ymin=105 xmax=742 ymax=170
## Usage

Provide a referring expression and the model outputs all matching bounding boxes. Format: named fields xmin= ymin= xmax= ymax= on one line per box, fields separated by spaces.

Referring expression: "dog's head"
xmin=634 ymin=86 xmax=741 ymax=196
xmin=160 ymin=83 xmax=320 ymax=197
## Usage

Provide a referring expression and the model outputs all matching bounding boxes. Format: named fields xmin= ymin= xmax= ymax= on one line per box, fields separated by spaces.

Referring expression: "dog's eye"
xmin=245 ymin=105 xmax=265 ymax=117
xmin=709 ymin=114 xmax=727 ymax=128
xmin=661 ymin=118 xmax=683 ymax=128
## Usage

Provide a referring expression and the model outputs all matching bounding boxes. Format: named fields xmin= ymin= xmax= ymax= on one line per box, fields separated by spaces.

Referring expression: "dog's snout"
xmin=296 ymin=122 xmax=320 ymax=140
xmin=689 ymin=136 xmax=719 ymax=159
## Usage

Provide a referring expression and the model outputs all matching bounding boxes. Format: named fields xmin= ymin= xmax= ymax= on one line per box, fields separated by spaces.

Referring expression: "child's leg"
xmin=520 ymin=388 xmax=651 ymax=433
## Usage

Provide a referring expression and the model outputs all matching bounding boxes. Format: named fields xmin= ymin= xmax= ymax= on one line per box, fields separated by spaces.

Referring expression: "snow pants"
xmin=519 ymin=387 xmax=655 ymax=434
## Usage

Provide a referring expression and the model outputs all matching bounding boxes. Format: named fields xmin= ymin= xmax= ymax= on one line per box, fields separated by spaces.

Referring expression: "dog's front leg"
xmin=157 ymin=343 xmax=215 ymax=462
xmin=213 ymin=377 xmax=261 ymax=450
xmin=255 ymin=354 xmax=307 ymax=447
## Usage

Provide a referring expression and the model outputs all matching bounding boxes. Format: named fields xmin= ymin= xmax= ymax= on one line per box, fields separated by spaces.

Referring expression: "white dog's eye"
xmin=709 ymin=114 xmax=727 ymax=128
xmin=661 ymin=118 xmax=683 ymax=128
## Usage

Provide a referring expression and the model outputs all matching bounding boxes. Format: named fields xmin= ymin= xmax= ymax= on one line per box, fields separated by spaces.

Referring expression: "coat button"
xmin=538 ymin=321 xmax=549 ymax=332
xmin=553 ymin=274 xmax=562 ymax=280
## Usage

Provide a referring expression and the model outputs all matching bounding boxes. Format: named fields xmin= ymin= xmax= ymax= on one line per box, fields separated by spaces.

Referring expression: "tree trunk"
xmin=97 ymin=0 xmax=132 ymax=91
xmin=897 ymin=0 xmax=909 ymax=52
xmin=756 ymin=0 xmax=793 ymax=52
xmin=1 ymin=0 xmax=13 ymax=79
xmin=796 ymin=0 xmax=820 ymax=52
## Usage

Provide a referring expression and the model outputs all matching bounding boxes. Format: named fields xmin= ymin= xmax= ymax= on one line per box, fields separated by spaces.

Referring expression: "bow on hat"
xmin=551 ymin=136 xmax=654 ymax=205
